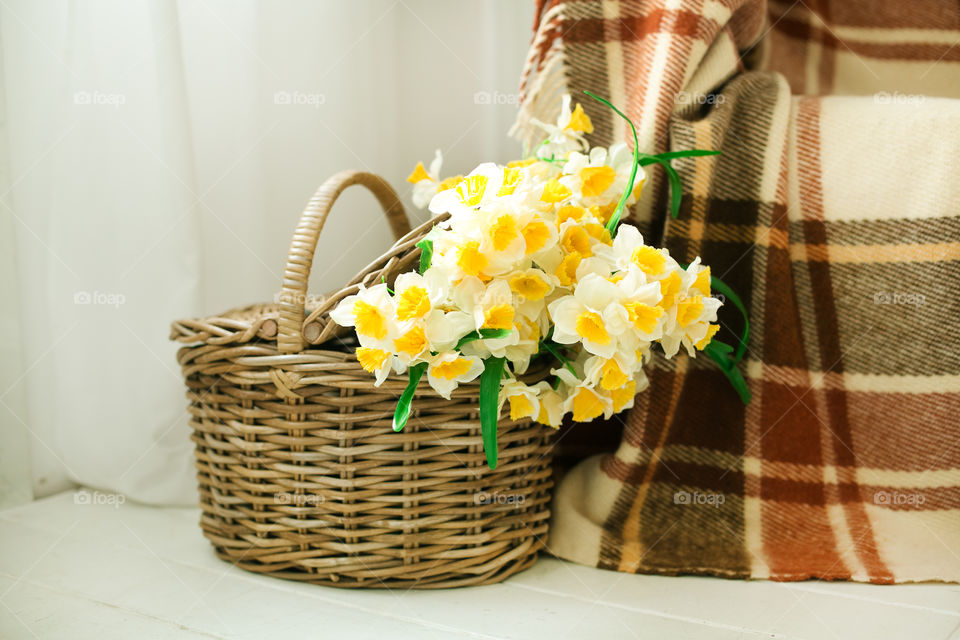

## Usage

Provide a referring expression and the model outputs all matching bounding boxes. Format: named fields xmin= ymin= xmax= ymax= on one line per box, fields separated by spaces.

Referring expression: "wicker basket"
xmin=171 ymin=171 xmax=555 ymax=589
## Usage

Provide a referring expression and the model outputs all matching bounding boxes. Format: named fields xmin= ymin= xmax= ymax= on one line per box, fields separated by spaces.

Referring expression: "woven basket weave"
xmin=171 ymin=171 xmax=555 ymax=589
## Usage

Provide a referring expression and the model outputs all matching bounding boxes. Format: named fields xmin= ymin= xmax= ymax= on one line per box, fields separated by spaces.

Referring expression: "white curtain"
xmin=0 ymin=0 xmax=534 ymax=507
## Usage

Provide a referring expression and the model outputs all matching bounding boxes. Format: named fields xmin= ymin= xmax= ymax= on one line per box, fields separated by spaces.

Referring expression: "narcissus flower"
xmin=427 ymin=352 xmax=484 ymax=399
xmin=332 ymin=92 xmax=729 ymax=439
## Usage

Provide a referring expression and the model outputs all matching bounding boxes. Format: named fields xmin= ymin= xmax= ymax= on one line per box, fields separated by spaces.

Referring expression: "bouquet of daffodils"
xmin=332 ymin=92 xmax=748 ymax=468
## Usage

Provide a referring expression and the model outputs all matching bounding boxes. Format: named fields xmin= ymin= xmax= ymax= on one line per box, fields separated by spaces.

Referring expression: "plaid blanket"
xmin=514 ymin=0 xmax=960 ymax=583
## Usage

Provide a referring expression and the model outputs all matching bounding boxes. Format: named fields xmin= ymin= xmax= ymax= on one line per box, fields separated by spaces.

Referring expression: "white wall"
xmin=0 ymin=0 xmax=535 ymax=506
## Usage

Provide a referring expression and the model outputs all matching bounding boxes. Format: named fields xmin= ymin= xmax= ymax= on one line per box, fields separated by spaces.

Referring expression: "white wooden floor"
xmin=1 ymin=490 xmax=958 ymax=640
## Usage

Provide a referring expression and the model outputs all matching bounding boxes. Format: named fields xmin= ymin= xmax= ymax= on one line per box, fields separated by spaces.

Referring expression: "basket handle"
xmin=277 ymin=170 xmax=411 ymax=354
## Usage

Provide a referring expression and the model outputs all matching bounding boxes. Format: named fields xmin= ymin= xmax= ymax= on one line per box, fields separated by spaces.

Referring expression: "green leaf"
xmin=704 ymin=340 xmax=751 ymax=404
xmin=393 ymin=362 xmax=427 ymax=432
xmin=676 ymin=264 xmax=750 ymax=404
xmin=416 ymin=238 xmax=433 ymax=274
xmin=582 ymin=90 xmax=640 ymax=237
xmin=479 ymin=357 xmax=505 ymax=469
xmin=709 ymin=274 xmax=750 ymax=366
xmin=662 ymin=161 xmax=683 ymax=219
xmin=645 ymin=149 xmax=721 ymax=161
xmin=539 ymin=339 xmax=577 ymax=379
xmin=637 ymin=150 xmax=720 ymax=219
xmin=455 ymin=328 xmax=513 ymax=351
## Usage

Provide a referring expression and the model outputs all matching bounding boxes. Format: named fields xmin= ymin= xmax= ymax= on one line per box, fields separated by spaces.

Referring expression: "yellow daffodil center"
xmin=624 ymin=302 xmax=664 ymax=334
xmin=456 ymin=241 xmax=488 ymax=277
xmin=396 ymin=285 xmax=431 ymax=321
xmin=490 ymin=214 xmax=519 ymax=251
xmin=695 ymin=323 xmax=720 ymax=350
xmin=580 ymin=166 xmax=616 ymax=197
xmin=521 ymin=220 xmax=550 ymax=254
xmin=540 ymin=179 xmax=572 ymax=203
xmin=630 ymin=246 xmax=666 ymax=275
xmin=535 ymin=405 xmax=553 ymax=427
xmin=589 ymin=202 xmax=618 ymax=223
xmin=575 ymin=311 xmax=610 ymax=345
xmin=507 ymin=158 xmax=537 ymax=168
xmin=509 ymin=272 xmax=551 ymax=300
xmin=509 ymin=394 xmax=535 ymax=420
xmin=584 ymin=222 xmax=611 ymax=244
xmin=394 ymin=326 xmax=427 ymax=357
xmin=557 ymin=205 xmax=586 ymax=225
xmin=561 ymin=225 xmax=592 ymax=257
xmin=521 ymin=318 xmax=541 ymax=343
xmin=692 ymin=266 xmax=711 ymax=295
xmin=438 ymin=175 xmax=462 ymax=192
xmin=566 ymin=103 xmax=594 ymax=134
xmin=632 ymin=178 xmax=644 ymax=200
xmin=657 ymin=271 xmax=682 ymax=309
xmin=555 ymin=253 xmax=582 ymax=286
xmin=455 ymin=174 xmax=487 ymax=206
xmin=571 ymin=387 xmax=604 ymax=421
xmin=483 ymin=304 xmax=515 ymax=330
xmin=600 ymin=358 xmax=629 ymax=391
xmin=676 ymin=296 xmax=705 ymax=326
xmin=611 ymin=379 xmax=637 ymax=412
xmin=432 ymin=358 xmax=472 ymax=380
xmin=353 ymin=300 xmax=387 ymax=339
xmin=498 ymin=167 xmax=522 ymax=196
xmin=356 ymin=347 xmax=389 ymax=373
xmin=406 ymin=162 xmax=432 ymax=184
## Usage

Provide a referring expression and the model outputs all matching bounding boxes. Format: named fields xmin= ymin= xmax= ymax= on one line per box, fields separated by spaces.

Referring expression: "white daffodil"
xmin=564 ymin=381 xmax=613 ymax=422
xmin=560 ymin=144 xmax=643 ymax=209
xmin=501 ymin=314 xmax=545 ymax=374
xmin=354 ymin=346 xmax=397 ymax=386
xmin=454 ymin=277 xmax=515 ymax=333
xmin=407 ymin=149 xmax=448 ymax=209
xmin=531 ymin=382 xmax=565 ymax=428
xmin=583 ymin=349 xmax=640 ymax=392
xmin=614 ymin=268 xmax=666 ymax=343
xmin=422 ymin=308 xmax=475 ymax=353
xmin=329 ymin=283 xmax=398 ymax=350
xmin=609 ymin=374 xmax=641 ymax=414
xmin=660 ymin=290 xmax=722 ymax=357
xmin=548 ymin=273 xmax=629 ymax=358
xmin=507 ymin=267 xmax=556 ymax=321
xmin=428 ymin=162 xmax=503 ymax=219
xmin=393 ymin=270 xmax=449 ymax=323
xmin=500 ymin=379 xmax=540 ymax=421
xmin=607 ymin=225 xmax=678 ymax=281
xmin=426 ymin=352 xmax=484 ymax=399
xmin=452 ymin=277 xmax=521 ymax=359
xmin=458 ymin=205 xmax=532 ymax=276
xmin=530 ymin=95 xmax=593 ymax=160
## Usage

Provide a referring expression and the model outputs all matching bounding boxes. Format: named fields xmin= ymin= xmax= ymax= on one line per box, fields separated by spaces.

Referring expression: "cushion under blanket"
xmin=513 ymin=0 xmax=960 ymax=583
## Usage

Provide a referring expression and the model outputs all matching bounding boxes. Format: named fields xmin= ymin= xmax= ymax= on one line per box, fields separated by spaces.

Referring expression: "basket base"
xmin=208 ymin=538 xmax=545 ymax=589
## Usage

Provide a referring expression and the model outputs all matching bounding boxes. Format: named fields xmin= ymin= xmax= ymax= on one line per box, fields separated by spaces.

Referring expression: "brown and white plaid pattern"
xmin=515 ymin=0 xmax=960 ymax=583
